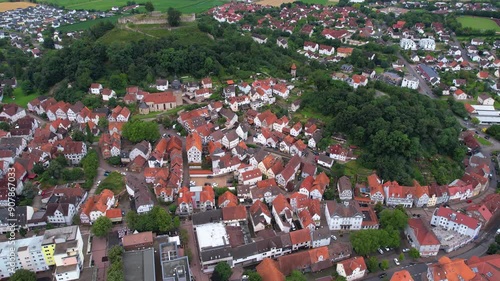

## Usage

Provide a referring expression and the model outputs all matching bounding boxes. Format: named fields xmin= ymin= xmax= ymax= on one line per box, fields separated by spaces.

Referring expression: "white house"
xmin=478 ymin=94 xmax=494 ymax=105
xmin=89 ymin=83 xmax=102 ymax=95
xmin=401 ymin=76 xmax=419 ymax=90
xmin=45 ymin=203 xmax=76 ymax=225
xmin=405 ymin=218 xmax=441 ymax=257
xmin=187 ymin=133 xmax=203 ymax=164
xmin=337 ymin=176 xmax=353 ymax=201
xmin=419 ymin=38 xmax=436 ymax=51
xmin=337 ymin=256 xmax=367 ymax=281
xmin=101 ymin=88 xmax=116 ymax=101
xmin=325 ymin=201 xmax=363 ymax=231
xmin=430 ymin=207 xmax=481 ymax=238
xmin=400 ymin=38 xmax=417 ymax=50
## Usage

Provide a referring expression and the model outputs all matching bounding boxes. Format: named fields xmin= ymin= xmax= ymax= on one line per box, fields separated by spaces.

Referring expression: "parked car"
xmin=378 ymin=248 xmax=384 ymax=254
xmin=104 ymin=172 xmax=110 ymax=176
xmin=121 ymin=172 xmax=126 ymax=176
xmin=385 ymin=247 xmax=390 ymax=252
xmin=402 ymin=248 xmax=410 ymax=253
xmin=379 ymin=273 xmax=387 ymax=279
xmin=466 ymin=200 xmax=472 ymax=203
xmin=97 ymin=180 xmax=101 ymax=186
xmin=394 ymin=258 xmax=400 ymax=266
xmin=331 ymin=235 xmax=337 ymax=241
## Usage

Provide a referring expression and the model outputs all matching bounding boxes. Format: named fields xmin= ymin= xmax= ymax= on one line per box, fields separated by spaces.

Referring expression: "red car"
xmin=466 ymin=200 xmax=472 ymax=203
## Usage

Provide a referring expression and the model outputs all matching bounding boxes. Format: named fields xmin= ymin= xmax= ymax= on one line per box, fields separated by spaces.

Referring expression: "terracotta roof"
xmin=143 ymin=91 xmax=176 ymax=104
xmin=466 ymin=255 xmax=500 ymax=281
xmin=289 ymin=228 xmax=311 ymax=245
xmin=250 ymin=200 xmax=271 ymax=217
xmin=218 ymin=191 xmax=238 ymax=207
xmin=186 ymin=132 xmax=202 ymax=151
xmin=256 ymin=258 xmax=285 ymax=281
xmin=122 ymin=231 xmax=154 ymax=248
xmin=272 ymin=194 xmax=291 ymax=214
xmin=435 ymin=207 xmax=480 ymax=229
xmin=338 ymin=256 xmax=367 ymax=277
xmin=105 ymin=208 xmax=122 ymax=219
xmin=428 ymin=257 xmax=475 ymax=281
xmin=298 ymin=208 xmax=314 ymax=228
xmin=391 ymin=270 xmax=414 ymax=281
xmin=408 ymin=218 xmax=440 ymax=246
xmin=222 ymin=205 xmax=247 ymax=221
xmin=257 ymin=178 xmax=278 ymax=188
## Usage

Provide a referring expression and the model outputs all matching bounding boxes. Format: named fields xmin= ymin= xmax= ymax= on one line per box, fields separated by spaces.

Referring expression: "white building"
xmin=430 ymin=207 xmax=481 ymax=238
xmin=401 ymin=76 xmax=419 ymax=90
xmin=419 ymin=38 xmax=436 ymax=51
xmin=400 ymin=38 xmax=417 ymax=50
xmin=325 ymin=201 xmax=363 ymax=231
xmin=187 ymin=133 xmax=202 ymax=164
xmin=336 ymin=256 xmax=367 ymax=281
xmin=405 ymin=218 xmax=441 ymax=257
xmin=0 ymin=236 xmax=49 ymax=279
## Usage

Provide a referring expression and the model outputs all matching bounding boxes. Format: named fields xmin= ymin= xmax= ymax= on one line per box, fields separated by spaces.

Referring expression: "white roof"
xmin=471 ymin=105 xmax=496 ymax=111
xmin=196 ymin=223 xmax=229 ymax=249
xmin=475 ymin=110 xmax=500 ymax=116
xmin=477 ymin=116 xmax=500 ymax=124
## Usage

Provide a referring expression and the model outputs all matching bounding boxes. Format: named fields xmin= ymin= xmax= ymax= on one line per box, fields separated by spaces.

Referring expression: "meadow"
xmin=457 ymin=16 xmax=500 ymax=32
xmin=40 ymin=0 xmax=228 ymax=13
xmin=58 ymin=15 xmax=121 ymax=32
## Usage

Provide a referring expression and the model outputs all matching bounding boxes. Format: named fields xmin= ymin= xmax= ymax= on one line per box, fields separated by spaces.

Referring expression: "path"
xmin=121 ymin=24 xmax=158 ymax=39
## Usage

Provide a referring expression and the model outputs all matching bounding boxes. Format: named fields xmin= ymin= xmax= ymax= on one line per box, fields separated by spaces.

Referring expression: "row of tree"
xmin=125 ymin=206 xmax=180 ymax=233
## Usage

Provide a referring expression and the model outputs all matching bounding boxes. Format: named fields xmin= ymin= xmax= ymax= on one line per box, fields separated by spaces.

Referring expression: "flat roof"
xmin=161 ymin=256 xmax=191 ymax=281
xmin=476 ymin=116 xmax=500 ymax=124
xmin=196 ymin=222 xmax=229 ymax=250
xmin=471 ymin=105 xmax=496 ymax=111
xmin=123 ymin=248 xmax=156 ymax=281
xmin=475 ymin=110 xmax=500 ymax=116
xmin=0 ymin=236 xmax=44 ymax=255
xmin=42 ymin=225 xmax=79 ymax=245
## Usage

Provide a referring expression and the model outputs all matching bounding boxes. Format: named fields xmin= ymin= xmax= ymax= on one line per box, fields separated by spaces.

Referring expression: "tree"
xmin=180 ymin=228 xmax=189 ymax=247
xmin=408 ymin=248 xmax=420 ymax=259
xmin=107 ymin=156 xmax=122 ymax=166
xmin=145 ymin=1 xmax=155 ymax=12
xmin=212 ymin=262 xmax=232 ymax=281
xmin=366 ymin=256 xmax=379 ymax=273
xmin=91 ymin=216 xmax=113 ymax=237
xmin=399 ymin=253 xmax=405 ymax=261
xmin=167 ymin=7 xmax=182 ymax=27
xmin=487 ymin=243 xmax=499 ymax=255
xmin=98 ymin=117 xmax=109 ymax=129
xmin=471 ymin=117 xmax=480 ymax=125
xmin=108 ymin=245 xmax=124 ymax=263
xmin=0 ymin=122 xmax=10 ymax=131
xmin=286 ymin=270 xmax=307 ymax=281
xmin=10 ymin=269 xmax=36 ymax=281
xmin=122 ymin=120 xmax=160 ymax=143
xmin=380 ymin=260 xmax=390 ymax=270
xmin=379 ymin=209 xmax=408 ymax=230
xmin=334 ymin=276 xmax=347 ymax=281
xmin=374 ymin=202 xmax=383 ymax=213
xmin=173 ymin=216 xmax=181 ymax=229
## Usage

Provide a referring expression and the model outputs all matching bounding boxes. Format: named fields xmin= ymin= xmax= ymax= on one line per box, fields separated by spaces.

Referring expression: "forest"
xmin=302 ymin=76 xmax=466 ymax=185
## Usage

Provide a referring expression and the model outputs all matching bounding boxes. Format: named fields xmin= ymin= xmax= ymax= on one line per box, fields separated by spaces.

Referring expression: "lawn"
xmin=96 ymin=172 xmax=125 ymax=195
xmin=57 ymin=15 xmax=121 ymax=32
xmin=344 ymin=160 xmax=373 ymax=182
xmin=42 ymin=0 xmax=229 ymax=13
xmin=97 ymin=27 xmax=147 ymax=44
xmin=474 ymin=135 xmax=492 ymax=146
xmin=457 ymin=16 xmax=500 ymax=32
xmin=2 ymin=88 xmax=40 ymax=108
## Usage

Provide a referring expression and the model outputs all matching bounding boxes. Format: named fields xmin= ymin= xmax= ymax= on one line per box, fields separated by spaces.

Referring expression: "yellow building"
xmin=42 ymin=243 xmax=56 ymax=265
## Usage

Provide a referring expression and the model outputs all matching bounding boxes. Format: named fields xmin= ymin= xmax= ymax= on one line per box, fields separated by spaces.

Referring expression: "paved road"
xmin=397 ymin=53 xmax=435 ymax=98
xmin=451 ymin=35 xmax=471 ymax=64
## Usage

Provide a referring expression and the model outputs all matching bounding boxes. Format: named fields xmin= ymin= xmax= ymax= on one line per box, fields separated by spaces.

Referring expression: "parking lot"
xmin=191 ymin=174 xmax=234 ymax=188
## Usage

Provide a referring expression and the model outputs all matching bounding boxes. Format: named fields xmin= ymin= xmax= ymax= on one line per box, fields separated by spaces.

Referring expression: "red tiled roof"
xmin=256 ymin=258 xmax=285 ymax=281
xmin=289 ymin=228 xmax=311 ymax=245
xmin=435 ymin=207 xmax=480 ymax=229
xmin=222 ymin=205 xmax=247 ymax=221
xmin=408 ymin=218 xmax=440 ymax=246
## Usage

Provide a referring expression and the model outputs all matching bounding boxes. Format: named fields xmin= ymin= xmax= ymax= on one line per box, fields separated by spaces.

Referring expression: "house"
xmin=79 ymin=189 xmax=115 ymax=224
xmin=252 ymin=33 xmax=267 ymax=44
xmin=201 ymin=77 xmax=212 ymax=89
xmin=249 ymin=200 xmax=272 ymax=232
xmin=319 ymin=45 xmax=335 ymax=56
xmin=89 ymin=83 xmax=102 ymax=95
xmin=277 ymin=37 xmax=288 ymax=49
xmin=400 ymin=38 xmax=416 ymax=50
xmin=290 ymin=100 xmax=301 ymax=113
xmin=101 ymin=88 xmax=116 ymax=101
xmin=129 ymin=141 xmax=152 ymax=162
xmin=417 ymin=64 xmax=440 ymax=84
xmin=419 ymin=38 xmax=436 ymax=51
xmin=337 ymin=47 xmax=354 ymax=57
xmin=317 ymin=154 xmax=334 ymax=169
xmin=477 ymin=71 xmax=489 ymax=80
xmin=348 ymin=75 xmax=368 ymax=89
xmin=414 ymin=181 xmax=429 ymax=208
xmin=289 ymin=228 xmax=312 ymax=251
xmin=329 ymin=144 xmax=348 ymax=162
xmin=127 ymin=175 xmax=154 ymax=214
xmin=156 ymin=79 xmax=169 ymax=91
xmin=177 ymin=187 xmax=194 ymax=215
xmin=427 ymin=183 xmax=449 ymax=207
xmin=478 ymin=93 xmax=494 ymax=105
xmin=337 ymin=176 xmax=353 ymax=201
xmin=430 ymin=207 xmax=481 ymax=239
xmin=304 ymin=41 xmax=319 ymax=52
xmin=0 ymin=104 xmax=27 ymax=123
xmin=218 ymin=191 xmax=238 ymax=208
xmin=56 ymin=139 xmax=88 ymax=165
xmin=336 ymin=256 xmax=367 ymax=281
xmin=45 ymin=203 xmax=76 ymax=225
xmin=276 ymin=155 xmax=301 ymax=188
xmin=272 ymin=194 xmax=293 ymax=233
xmin=401 ymin=76 xmax=419 ymax=90
xmin=308 ymin=131 xmax=322 ymax=149
xmin=453 ymin=89 xmax=467 ymax=100
xmin=405 ymin=218 xmax=440 ymax=257
xmin=325 ymin=200 xmax=363 ymax=231
xmin=256 ymin=259 xmax=285 ymax=281
xmin=222 ymin=205 xmax=247 ymax=224
xmin=186 ymin=133 xmax=202 ymax=164
xmin=391 ymin=271 xmax=414 ymax=281
xmin=383 ymin=181 xmax=414 ymax=208
xmin=426 ymin=257 xmax=475 ymax=281
xmin=239 ymin=168 xmax=262 ymax=186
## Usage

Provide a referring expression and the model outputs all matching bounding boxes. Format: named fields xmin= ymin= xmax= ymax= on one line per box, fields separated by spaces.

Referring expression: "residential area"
xmin=0 ymin=1 xmax=499 ymax=281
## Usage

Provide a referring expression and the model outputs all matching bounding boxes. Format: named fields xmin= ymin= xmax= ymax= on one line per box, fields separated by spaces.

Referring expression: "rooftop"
xmin=123 ymin=248 xmax=156 ymax=281
xmin=195 ymin=222 xmax=229 ymax=250
xmin=42 ymin=225 xmax=80 ymax=245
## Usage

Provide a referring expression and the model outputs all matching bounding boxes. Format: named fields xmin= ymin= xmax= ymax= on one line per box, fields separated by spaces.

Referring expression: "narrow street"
xmin=397 ymin=53 xmax=435 ymax=98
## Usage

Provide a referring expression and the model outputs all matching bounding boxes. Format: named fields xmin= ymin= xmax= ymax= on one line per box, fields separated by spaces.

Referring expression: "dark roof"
xmin=192 ymin=209 xmax=223 ymax=225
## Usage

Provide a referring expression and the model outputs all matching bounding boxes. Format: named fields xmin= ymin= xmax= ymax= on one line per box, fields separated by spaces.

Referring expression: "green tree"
xmin=471 ymin=117 xmax=480 ymax=125
xmin=10 ymin=269 xmax=36 ymax=281
xmin=380 ymin=260 xmax=390 ymax=270
xmin=286 ymin=270 xmax=307 ymax=281
xmin=335 ymin=276 xmax=347 ymax=281
xmin=122 ymin=120 xmax=160 ymax=143
xmin=91 ymin=216 xmax=113 ymax=237
xmin=366 ymin=256 xmax=379 ymax=273
xmin=167 ymin=7 xmax=182 ymax=27
xmin=180 ymin=228 xmax=189 ymax=247
xmin=399 ymin=253 xmax=405 ymax=261
xmin=98 ymin=117 xmax=109 ymax=129
xmin=173 ymin=216 xmax=181 ymax=229
xmin=145 ymin=1 xmax=155 ymax=12
xmin=212 ymin=262 xmax=232 ymax=281
xmin=379 ymin=209 xmax=408 ymax=230
xmin=125 ymin=210 xmax=139 ymax=231
xmin=108 ymin=245 xmax=124 ymax=263
xmin=244 ymin=271 xmax=262 ymax=281
xmin=487 ymin=243 xmax=499 ymax=255
xmin=0 ymin=122 xmax=10 ymax=131
xmin=374 ymin=202 xmax=383 ymax=213
xmin=107 ymin=156 xmax=122 ymax=166
xmin=408 ymin=248 xmax=420 ymax=259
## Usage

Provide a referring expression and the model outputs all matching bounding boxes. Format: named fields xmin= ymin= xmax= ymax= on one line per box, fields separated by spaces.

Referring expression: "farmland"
xmin=457 ymin=16 xmax=500 ymax=32
xmin=40 ymin=0 xmax=228 ymax=13
xmin=257 ymin=0 xmax=333 ymax=6
xmin=0 ymin=1 xmax=36 ymax=12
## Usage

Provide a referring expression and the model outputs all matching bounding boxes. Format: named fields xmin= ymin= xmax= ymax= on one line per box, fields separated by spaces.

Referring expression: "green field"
xmin=57 ymin=15 xmax=121 ymax=32
xmin=42 ymin=0 xmax=228 ymax=13
xmin=457 ymin=16 xmax=500 ymax=32
xmin=2 ymin=88 xmax=40 ymax=108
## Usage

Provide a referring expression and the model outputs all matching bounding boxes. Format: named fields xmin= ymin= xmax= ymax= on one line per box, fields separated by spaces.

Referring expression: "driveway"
xmin=91 ymin=236 xmax=109 ymax=281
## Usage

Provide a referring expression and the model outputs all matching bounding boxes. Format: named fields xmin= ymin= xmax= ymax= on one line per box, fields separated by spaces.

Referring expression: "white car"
xmin=402 ymin=248 xmax=410 ymax=253
xmin=385 ymin=247 xmax=390 ymax=252
xmin=331 ymin=235 xmax=337 ymax=241
xmin=378 ymin=248 xmax=384 ymax=254
xmin=97 ymin=180 xmax=101 ymax=186
xmin=394 ymin=258 xmax=400 ymax=266
xmin=121 ymin=172 xmax=126 ymax=176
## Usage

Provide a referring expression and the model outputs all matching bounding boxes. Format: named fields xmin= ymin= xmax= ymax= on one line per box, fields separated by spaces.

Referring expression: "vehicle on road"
xmin=385 ymin=247 xmax=390 ymax=252
xmin=394 ymin=258 xmax=400 ymax=266
xmin=466 ymin=200 xmax=472 ymax=203
xmin=402 ymin=248 xmax=410 ymax=253
xmin=378 ymin=248 xmax=384 ymax=254
xmin=104 ymin=172 xmax=110 ymax=176
xmin=97 ymin=180 xmax=101 ymax=186
xmin=331 ymin=235 xmax=337 ymax=241
xmin=379 ymin=273 xmax=387 ymax=278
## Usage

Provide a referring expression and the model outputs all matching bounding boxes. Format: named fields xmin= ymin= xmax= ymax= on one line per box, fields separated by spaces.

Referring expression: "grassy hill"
xmin=41 ymin=0 xmax=228 ymax=13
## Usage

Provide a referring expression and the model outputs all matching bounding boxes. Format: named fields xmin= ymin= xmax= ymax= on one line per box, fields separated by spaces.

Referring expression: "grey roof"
xmin=200 ymin=245 xmax=232 ymax=262
xmin=418 ymin=64 xmax=439 ymax=78
xmin=123 ymin=248 xmax=156 ymax=281
xmin=231 ymin=242 xmax=258 ymax=260
xmin=192 ymin=209 xmax=223 ymax=225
